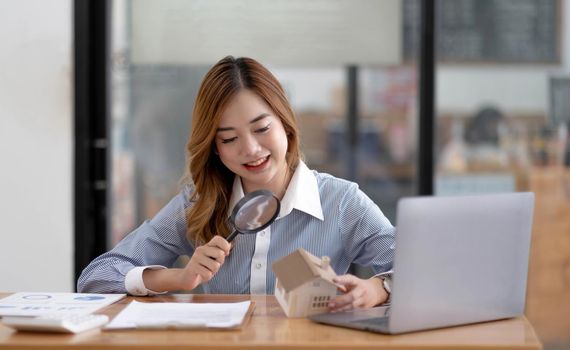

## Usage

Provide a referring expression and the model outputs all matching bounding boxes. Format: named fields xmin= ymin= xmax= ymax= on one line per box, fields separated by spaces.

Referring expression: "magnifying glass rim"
xmin=230 ymin=189 xmax=280 ymax=235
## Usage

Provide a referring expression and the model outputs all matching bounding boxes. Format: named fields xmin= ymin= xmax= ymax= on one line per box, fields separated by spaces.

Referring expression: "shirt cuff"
xmin=125 ymin=265 xmax=168 ymax=296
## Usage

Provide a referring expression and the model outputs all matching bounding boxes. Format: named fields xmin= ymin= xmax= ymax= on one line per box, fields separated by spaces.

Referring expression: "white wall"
xmin=130 ymin=0 xmax=401 ymax=66
xmin=437 ymin=67 xmax=551 ymax=114
xmin=0 ymin=0 xmax=73 ymax=291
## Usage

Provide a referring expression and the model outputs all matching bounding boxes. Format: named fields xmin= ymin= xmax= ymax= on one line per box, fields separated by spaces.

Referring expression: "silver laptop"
xmin=309 ymin=192 xmax=534 ymax=334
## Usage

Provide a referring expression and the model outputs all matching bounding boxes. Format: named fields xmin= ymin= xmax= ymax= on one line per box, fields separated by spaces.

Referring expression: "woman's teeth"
xmin=246 ymin=156 xmax=268 ymax=166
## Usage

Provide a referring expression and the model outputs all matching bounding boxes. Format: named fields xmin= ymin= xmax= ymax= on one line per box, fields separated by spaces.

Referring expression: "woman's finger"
xmin=208 ymin=236 xmax=231 ymax=256
xmin=192 ymin=263 xmax=214 ymax=281
xmin=329 ymin=280 xmax=368 ymax=311
xmin=333 ymin=274 xmax=359 ymax=287
xmin=194 ymin=254 xmax=221 ymax=273
xmin=197 ymin=245 xmax=226 ymax=264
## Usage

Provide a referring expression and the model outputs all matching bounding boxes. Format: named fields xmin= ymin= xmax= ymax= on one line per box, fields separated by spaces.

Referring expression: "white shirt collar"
xmin=228 ymin=160 xmax=324 ymax=221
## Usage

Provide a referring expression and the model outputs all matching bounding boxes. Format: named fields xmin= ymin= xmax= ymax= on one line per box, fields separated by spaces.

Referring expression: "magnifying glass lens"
xmin=235 ymin=196 xmax=279 ymax=231
xmin=227 ymin=190 xmax=280 ymax=242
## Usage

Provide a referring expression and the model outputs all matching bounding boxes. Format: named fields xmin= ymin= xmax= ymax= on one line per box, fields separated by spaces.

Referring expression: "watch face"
xmin=382 ymin=278 xmax=392 ymax=294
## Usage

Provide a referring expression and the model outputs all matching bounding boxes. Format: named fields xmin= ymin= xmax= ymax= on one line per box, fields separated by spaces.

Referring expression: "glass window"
xmin=108 ymin=1 xmax=419 ymax=275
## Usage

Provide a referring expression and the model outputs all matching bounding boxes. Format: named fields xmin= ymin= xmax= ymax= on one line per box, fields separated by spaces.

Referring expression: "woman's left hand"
xmin=328 ymin=274 xmax=389 ymax=312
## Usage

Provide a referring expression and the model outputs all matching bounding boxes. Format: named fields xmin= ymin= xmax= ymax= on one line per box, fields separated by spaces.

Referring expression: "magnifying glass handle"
xmin=226 ymin=230 xmax=238 ymax=242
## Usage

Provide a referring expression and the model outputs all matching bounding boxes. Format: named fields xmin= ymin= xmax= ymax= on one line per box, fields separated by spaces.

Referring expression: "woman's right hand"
xmin=178 ymin=235 xmax=231 ymax=290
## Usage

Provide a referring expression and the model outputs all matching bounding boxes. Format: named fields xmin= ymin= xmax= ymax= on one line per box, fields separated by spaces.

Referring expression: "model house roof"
xmin=272 ymin=248 xmax=341 ymax=292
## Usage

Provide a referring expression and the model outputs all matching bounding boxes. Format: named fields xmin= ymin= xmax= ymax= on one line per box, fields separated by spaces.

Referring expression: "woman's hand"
xmin=328 ymin=274 xmax=389 ymax=312
xmin=177 ymin=235 xmax=231 ymax=290
xmin=142 ymin=236 xmax=231 ymax=293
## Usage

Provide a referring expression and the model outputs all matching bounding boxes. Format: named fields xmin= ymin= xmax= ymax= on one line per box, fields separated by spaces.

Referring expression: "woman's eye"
xmin=221 ymin=137 xmax=237 ymax=144
xmin=255 ymin=124 xmax=271 ymax=133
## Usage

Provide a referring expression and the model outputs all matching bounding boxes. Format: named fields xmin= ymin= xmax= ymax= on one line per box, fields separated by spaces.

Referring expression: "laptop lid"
xmin=309 ymin=192 xmax=534 ymax=334
xmin=388 ymin=192 xmax=534 ymax=333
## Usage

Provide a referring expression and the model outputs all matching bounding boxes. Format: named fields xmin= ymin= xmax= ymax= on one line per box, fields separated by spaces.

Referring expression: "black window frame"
xmin=74 ymin=0 xmax=110 ymax=286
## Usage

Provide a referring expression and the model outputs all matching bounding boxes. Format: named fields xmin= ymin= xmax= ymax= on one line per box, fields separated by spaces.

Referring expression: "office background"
xmin=0 ymin=1 xmax=569 ymax=349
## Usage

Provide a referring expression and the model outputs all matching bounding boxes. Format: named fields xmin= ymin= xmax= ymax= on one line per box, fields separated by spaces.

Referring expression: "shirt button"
xmin=255 ymin=263 xmax=262 ymax=269
xmin=260 ymin=231 xmax=266 ymax=237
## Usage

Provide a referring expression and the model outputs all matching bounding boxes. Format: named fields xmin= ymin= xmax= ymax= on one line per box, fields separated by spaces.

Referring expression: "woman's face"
xmin=215 ymin=89 xmax=290 ymax=196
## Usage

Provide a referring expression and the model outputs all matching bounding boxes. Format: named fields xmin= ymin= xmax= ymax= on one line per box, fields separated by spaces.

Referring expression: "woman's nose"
xmin=240 ymin=135 xmax=261 ymax=156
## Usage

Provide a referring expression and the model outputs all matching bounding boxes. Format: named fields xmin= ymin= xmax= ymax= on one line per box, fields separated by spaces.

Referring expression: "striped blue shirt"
xmin=77 ymin=161 xmax=395 ymax=295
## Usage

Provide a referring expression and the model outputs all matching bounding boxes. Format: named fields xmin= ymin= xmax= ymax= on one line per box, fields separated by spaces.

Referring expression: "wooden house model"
xmin=272 ymin=248 xmax=342 ymax=318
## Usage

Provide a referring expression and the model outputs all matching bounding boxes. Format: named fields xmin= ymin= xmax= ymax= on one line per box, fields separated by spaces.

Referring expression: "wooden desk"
xmin=0 ymin=294 xmax=542 ymax=350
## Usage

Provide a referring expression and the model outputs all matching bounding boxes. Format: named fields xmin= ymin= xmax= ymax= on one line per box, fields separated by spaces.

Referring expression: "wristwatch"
xmin=376 ymin=275 xmax=392 ymax=304
xmin=380 ymin=275 xmax=392 ymax=294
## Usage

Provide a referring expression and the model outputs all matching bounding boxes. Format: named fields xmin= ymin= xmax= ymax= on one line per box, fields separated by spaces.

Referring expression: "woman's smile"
xmin=243 ymin=155 xmax=271 ymax=170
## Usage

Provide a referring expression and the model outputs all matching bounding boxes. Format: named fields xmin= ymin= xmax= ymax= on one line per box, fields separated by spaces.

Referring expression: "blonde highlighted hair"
xmin=185 ymin=56 xmax=301 ymax=245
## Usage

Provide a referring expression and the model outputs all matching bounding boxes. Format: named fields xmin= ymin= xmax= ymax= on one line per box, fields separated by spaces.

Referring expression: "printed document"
xmin=106 ymin=300 xmax=253 ymax=330
xmin=0 ymin=292 xmax=125 ymax=317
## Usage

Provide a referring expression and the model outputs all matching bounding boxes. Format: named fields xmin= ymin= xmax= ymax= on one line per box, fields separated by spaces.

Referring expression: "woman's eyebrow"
xmin=249 ymin=113 xmax=270 ymax=124
xmin=216 ymin=113 xmax=270 ymax=132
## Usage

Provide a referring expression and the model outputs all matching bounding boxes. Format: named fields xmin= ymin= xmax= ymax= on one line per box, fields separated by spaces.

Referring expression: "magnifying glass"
xmin=226 ymin=189 xmax=280 ymax=242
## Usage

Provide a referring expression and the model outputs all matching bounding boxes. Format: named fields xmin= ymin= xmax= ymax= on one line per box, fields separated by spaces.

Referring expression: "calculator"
xmin=2 ymin=314 xmax=109 ymax=334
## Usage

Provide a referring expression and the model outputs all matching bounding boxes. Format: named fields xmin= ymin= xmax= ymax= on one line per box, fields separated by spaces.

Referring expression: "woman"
xmin=78 ymin=56 xmax=395 ymax=311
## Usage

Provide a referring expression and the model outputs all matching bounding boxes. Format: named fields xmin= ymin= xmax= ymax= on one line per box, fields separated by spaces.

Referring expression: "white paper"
xmin=105 ymin=300 xmax=252 ymax=330
xmin=0 ymin=292 xmax=126 ymax=317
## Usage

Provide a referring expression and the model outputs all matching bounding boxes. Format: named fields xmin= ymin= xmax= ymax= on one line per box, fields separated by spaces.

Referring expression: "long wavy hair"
xmin=185 ymin=56 xmax=302 ymax=245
